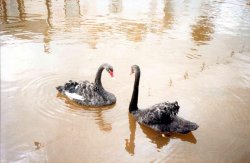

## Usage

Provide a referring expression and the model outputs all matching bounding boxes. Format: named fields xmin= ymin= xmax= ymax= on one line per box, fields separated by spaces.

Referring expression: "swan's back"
xmin=147 ymin=116 xmax=199 ymax=134
xmin=131 ymin=102 xmax=198 ymax=134
xmin=56 ymin=80 xmax=115 ymax=106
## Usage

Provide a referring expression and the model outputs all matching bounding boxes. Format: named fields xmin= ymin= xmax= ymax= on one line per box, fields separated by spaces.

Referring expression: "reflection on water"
xmin=191 ymin=2 xmax=216 ymax=45
xmin=163 ymin=0 xmax=174 ymax=29
xmin=65 ymin=0 xmax=81 ymax=18
xmin=64 ymin=0 xmax=81 ymax=27
xmin=109 ymin=0 xmax=122 ymax=13
xmin=1 ymin=0 xmax=250 ymax=162
xmin=191 ymin=15 xmax=214 ymax=44
xmin=57 ymin=93 xmax=114 ymax=132
xmin=120 ymin=21 xmax=147 ymax=42
xmin=140 ymin=124 xmax=169 ymax=149
xmin=45 ymin=0 xmax=52 ymax=27
xmin=125 ymin=113 xmax=197 ymax=155
xmin=125 ymin=113 xmax=136 ymax=155
xmin=17 ymin=0 xmax=25 ymax=21
xmin=1 ymin=0 xmax=249 ymax=48
xmin=44 ymin=0 xmax=52 ymax=53
xmin=0 ymin=0 xmax=7 ymax=23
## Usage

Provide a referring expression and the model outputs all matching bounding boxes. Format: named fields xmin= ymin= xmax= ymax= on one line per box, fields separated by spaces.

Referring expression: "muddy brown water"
xmin=1 ymin=0 xmax=250 ymax=162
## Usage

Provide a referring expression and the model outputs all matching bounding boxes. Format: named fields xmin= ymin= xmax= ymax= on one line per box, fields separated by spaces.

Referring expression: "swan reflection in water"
xmin=125 ymin=113 xmax=197 ymax=155
xmin=125 ymin=113 xmax=136 ymax=155
xmin=57 ymin=93 xmax=114 ymax=132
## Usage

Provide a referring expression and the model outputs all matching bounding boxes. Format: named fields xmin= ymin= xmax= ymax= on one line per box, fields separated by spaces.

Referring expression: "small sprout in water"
xmin=184 ymin=72 xmax=189 ymax=79
xmin=169 ymin=79 xmax=173 ymax=87
xmin=200 ymin=62 xmax=206 ymax=72
xmin=231 ymin=51 xmax=234 ymax=57
xmin=34 ymin=141 xmax=42 ymax=150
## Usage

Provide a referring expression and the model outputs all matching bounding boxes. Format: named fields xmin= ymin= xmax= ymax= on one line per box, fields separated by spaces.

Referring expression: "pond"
xmin=1 ymin=0 xmax=250 ymax=162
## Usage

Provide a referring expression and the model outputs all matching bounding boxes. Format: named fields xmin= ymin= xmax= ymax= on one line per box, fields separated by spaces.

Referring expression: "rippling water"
xmin=1 ymin=0 xmax=250 ymax=162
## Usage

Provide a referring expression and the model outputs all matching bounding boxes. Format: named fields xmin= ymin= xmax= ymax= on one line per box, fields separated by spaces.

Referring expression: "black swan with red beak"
xmin=129 ymin=65 xmax=198 ymax=134
xmin=56 ymin=63 xmax=116 ymax=106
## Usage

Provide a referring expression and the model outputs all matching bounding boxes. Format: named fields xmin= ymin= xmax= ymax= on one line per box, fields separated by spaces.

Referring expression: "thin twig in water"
xmin=169 ymin=79 xmax=173 ymax=87
xmin=200 ymin=62 xmax=206 ymax=72
xmin=184 ymin=72 xmax=189 ymax=79
xmin=230 ymin=51 xmax=235 ymax=57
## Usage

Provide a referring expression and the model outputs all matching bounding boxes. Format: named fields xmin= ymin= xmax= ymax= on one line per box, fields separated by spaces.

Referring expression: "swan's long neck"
xmin=129 ymin=68 xmax=140 ymax=112
xmin=95 ymin=65 xmax=105 ymax=90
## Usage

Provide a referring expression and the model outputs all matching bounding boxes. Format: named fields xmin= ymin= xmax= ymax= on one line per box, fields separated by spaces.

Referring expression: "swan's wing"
xmin=72 ymin=81 xmax=103 ymax=104
xmin=65 ymin=92 xmax=85 ymax=100
xmin=138 ymin=102 xmax=179 ymax=125
xmin=57 ymin=80 xmax=112 ymax=106
xmin=147 ymin=116 xmax=199 ymax=134
xmin=58 ymin=80 xmax=96 ymax=101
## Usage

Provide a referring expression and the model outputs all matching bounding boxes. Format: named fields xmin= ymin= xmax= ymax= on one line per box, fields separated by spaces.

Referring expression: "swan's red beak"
xmin=109 ymin=71 xmax=114 ymax=77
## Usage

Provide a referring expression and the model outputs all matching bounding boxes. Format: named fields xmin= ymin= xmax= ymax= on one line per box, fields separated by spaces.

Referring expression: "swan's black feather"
xmin=56 ymin=64 xmax=116 ymax=106
xmin=131 ymin=101 xmax=198 ymax=134
xmin=147 ymin=116 xmax=199 ymax=134
xmin=129 ymin=65 xmax=198 ymax=134
xmin=57 ymin=80 xmax=115 ymax=106
xmin=132 ymin=101 xmax=179 ymax=125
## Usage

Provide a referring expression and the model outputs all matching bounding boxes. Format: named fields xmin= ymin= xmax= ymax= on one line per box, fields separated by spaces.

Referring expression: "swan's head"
xmin=104 ymin=64 xmax=114 ymax=77
xmin=130 ymin=65 xmax=140 ymax=75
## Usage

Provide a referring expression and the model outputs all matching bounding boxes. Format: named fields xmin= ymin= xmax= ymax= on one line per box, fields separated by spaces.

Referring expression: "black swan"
xmin=56 ymin=63 xmax=116 ymax=106
xmin=129 ymin=65 xmax=198 ymax=134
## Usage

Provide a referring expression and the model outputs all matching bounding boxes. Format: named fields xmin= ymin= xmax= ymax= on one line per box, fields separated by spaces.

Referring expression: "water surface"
xmin=1 ymin=0 xmax=250 ymax=162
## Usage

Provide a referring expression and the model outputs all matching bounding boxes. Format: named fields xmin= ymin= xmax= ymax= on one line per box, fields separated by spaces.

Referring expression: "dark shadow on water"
xmin=139 ymin=123 xmax=170 ymax=149
xmin=140 ymin=120 xmax=197 ymax=145
xmin=125 ymin=113 xmax=197 ymax=155
xmin=170 ymin=132 xmax=197 ymax=144
xmin=56 ymin=93 xmax=115 ymax=132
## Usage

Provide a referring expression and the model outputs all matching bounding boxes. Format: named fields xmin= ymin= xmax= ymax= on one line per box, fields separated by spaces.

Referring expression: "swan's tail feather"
xmin=56 ymin=86 xmax=64 ymax=93
xmin=171 ymin=117 xmax=199 ymax=134
xmin=56 ymin=80 xmax=79 ymax=93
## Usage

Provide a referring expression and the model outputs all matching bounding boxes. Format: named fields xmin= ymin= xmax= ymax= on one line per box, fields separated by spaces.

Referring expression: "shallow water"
xmin=1 ymin=0 xmax=250 ymax=162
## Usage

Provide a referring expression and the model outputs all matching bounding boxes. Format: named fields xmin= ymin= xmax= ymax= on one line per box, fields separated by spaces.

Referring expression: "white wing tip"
xmin=65 ymin=92 xmax=85 ymax=100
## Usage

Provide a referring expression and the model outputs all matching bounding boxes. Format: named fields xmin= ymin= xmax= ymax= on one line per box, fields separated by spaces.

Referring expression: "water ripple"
xmin=20 ymin=73 xmax=116 ymax=130
xmin=20 ymin=74 xmax=69 ymax=120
